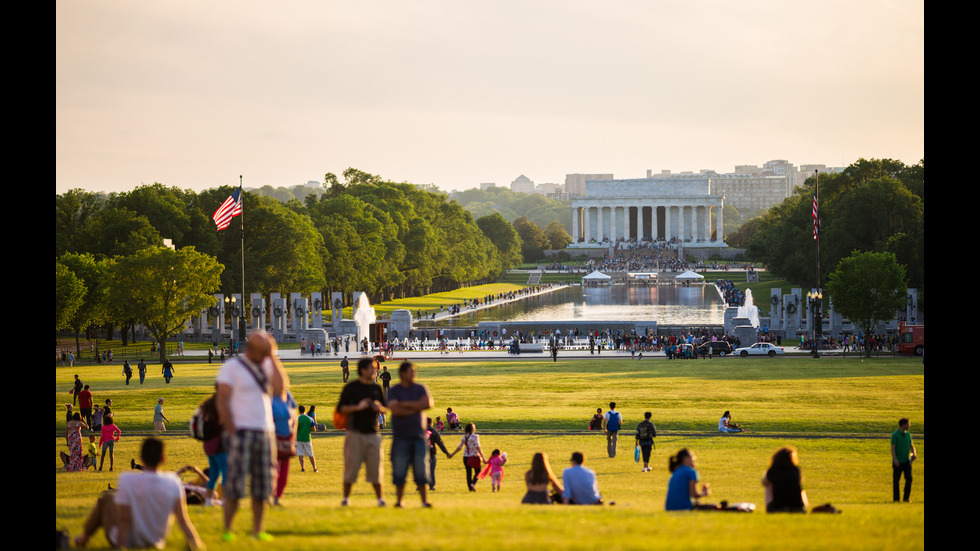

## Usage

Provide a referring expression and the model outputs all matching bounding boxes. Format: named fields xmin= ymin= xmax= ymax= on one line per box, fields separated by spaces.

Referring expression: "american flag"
xmin=811 ymin=194 xmax=818 ymax=240
xmin=213 ymin=186 xmax=243 ymax=231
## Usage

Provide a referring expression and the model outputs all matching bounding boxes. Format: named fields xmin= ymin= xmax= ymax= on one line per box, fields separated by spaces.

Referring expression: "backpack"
xmin=606 ymin=411 xmax=621 ymax=432
xmin=189 ymin=407 xmax=215 ymax=441
xmin=189 ymin=396 xmax=220 ymax=441
xmin=637 ymin=420 xmax=656 ymax=441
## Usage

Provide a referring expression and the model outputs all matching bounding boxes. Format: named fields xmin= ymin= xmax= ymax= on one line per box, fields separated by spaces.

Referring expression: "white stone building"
xmin=569 ymin=177 xmax=725 ymax=246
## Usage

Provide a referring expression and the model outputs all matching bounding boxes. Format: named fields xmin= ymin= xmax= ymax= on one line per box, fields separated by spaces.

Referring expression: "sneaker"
xmin=377 ymin=499 xmax=386 ymax=507
xmin=222 ymin=532 xmax=237 ymax=543
xmin=340 ymin=498 xmax=348 ymax=506
xmin=254 ymin=531 xmax=273 ymax=542
xmin=422 ymin=502 xmax=433 ymax=508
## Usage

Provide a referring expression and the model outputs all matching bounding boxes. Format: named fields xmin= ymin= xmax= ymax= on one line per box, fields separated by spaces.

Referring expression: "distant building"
xmin=565 ymin=173 xmax=614 ymax=196
xmin=480 ymin=182 xmax=497 ymax=190
xmin=510 ymin=175 xmax=535 ymax=194
xmin=534 ymin=182 xmax=562 ymax=195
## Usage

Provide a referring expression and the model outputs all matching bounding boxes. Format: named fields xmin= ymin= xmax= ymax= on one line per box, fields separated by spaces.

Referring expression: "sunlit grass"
xmin=55 ymin=355 xmax=924 ymax=550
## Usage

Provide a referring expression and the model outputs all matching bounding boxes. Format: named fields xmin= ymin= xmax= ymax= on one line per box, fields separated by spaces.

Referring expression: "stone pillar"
xmin=637 ymin=205 xmax=645 ymax=242
xmin=211 ymin=294 xmax=224 ymax=337
xmin=572 ymin=207 xmax=580 ymax=243
xmin=595 ymin=205 xmax=606 ymax=243
xmin=582 ymin=206 xmax=590 ymax=243
xmin=609 ymin=206 xmax=617 ymax=242
xmin=651 ymin=204 xmax=659 ymax=241
xmin=664 ymin=207 xmax=672 ymax=241
xmin=250 ymin=293 xmax=265 ymax=332
xmin=716 ymin=201 xmax=724 ymax=243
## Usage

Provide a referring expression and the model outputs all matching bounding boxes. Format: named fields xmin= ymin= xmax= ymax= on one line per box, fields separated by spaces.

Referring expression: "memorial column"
xmin=609 ymin=205 xmax=617 ymax=243
xmin=637 ymin=204 xmax=645 ymax=242
xmin=597 ymin=205 xmax=604 ymax=242
xmin=651 ymin=204 xmax=659 ymax=241
xmin=583 ymin=206 xmax=591 ymax=243
xmin=571 ymin=206 xmax=580 ymax=243
xmin=716 ymin=201 xmax=724 ymax=243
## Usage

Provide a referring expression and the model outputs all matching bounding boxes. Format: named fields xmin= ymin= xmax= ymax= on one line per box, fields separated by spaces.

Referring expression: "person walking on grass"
xmin=337 ymin=358 xmax=387 ymax=507
xmin=386 ymin=361 xmax=434 ymax=508
xmin=449 ymin=422 xmax=486 ymax=491
xmin=635 ymin=411 xmax=657 ymax=472
xmin=602 ymin=402 xmax=623 ymax=458
xmin=296 ymin=405 xmax=318 ymax=473
xmin=891 ymin=418 xmax=917 ymax=502
xmin=153 ymin=398 xmax=170 ymax=432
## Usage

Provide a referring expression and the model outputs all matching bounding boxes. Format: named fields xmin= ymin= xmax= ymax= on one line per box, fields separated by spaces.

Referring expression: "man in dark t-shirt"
xmin=337 ymin=358 xmax=387 ymax=506
xmin=386 ymin=361 xmax=433 ymax=507
xmin=379 ymin=365 xmax=392 ymax=400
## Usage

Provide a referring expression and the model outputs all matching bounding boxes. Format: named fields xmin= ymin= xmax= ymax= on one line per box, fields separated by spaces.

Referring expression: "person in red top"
xmin=78 ymin=385 xmax=94 ymax=428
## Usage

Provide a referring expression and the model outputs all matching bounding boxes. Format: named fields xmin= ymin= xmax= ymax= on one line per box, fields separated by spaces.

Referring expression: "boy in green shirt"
xmin=296 ymin=405 xmax=318 ymax=472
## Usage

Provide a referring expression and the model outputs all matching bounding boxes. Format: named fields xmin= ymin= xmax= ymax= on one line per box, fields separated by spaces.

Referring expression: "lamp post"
xmin=225 ymin=296 xmax=237 ymax=354
xmin=807 ymin=290 xmax=822 ymax=358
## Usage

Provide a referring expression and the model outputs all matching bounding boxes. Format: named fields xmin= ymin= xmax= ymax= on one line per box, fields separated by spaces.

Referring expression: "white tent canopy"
xmin=675 ymin=270 xmax=704 ymax=280
xmin=582 ymin=270 xmax=612 ymax=280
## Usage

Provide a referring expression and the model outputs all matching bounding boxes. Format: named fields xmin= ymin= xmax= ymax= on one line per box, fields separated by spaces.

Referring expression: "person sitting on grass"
xmin=665 ymin=448 xmax=711 ymax=511
xmin=73 ymin=437 xmax=206 ymax=550
xmin=561 ymin=452 xmax=604 ymax=505
xmin=718 ymin=411 xmax=742 ymax=433
xmin=762 ymin=446 xmax=809 ymax=513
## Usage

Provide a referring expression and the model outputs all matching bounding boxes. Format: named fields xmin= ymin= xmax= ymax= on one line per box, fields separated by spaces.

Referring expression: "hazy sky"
xmin=56 ymin=1 xmax=923 ymax=195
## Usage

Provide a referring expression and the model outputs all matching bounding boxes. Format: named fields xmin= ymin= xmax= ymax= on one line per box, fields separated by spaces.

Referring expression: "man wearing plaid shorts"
xmin=216 ymin=331 xmax=286 ymax=542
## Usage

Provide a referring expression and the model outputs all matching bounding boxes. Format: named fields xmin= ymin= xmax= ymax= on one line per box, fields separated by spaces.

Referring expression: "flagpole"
xmin=812 ymin=169 xmax=821 ymax=358
xmin=239 ymin=175 xmax=246 ymax=345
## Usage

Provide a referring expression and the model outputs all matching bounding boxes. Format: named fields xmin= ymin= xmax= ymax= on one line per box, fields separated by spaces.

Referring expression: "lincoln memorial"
xmin=569 ymin=176 xmax=726 ymax=246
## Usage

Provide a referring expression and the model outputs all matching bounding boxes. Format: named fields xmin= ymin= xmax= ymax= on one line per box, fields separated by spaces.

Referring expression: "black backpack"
xmin=638 ymin=420 xmax=657 ymax=441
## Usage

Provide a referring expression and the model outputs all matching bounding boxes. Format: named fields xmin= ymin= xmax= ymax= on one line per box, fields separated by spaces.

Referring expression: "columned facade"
xmin=569 ymin=177 xmax=726 ymax=247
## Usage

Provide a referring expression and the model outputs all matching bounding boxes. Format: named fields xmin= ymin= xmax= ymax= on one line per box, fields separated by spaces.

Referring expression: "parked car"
xmin=698 ymin=341 xmax=734 ymax=357
xmin=734 ymin=342 xmax=785 ymax=357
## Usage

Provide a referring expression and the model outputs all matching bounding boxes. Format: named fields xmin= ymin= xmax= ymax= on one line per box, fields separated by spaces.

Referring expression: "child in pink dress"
xmin=487 ymin=449 xmax=507 ymax=493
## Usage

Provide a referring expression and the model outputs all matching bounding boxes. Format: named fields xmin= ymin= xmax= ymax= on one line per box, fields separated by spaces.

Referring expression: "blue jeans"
xmin=390 ymin=438 xmax=429 ymax=487
xmin=207 ymin=452 xmax=227 ymax=490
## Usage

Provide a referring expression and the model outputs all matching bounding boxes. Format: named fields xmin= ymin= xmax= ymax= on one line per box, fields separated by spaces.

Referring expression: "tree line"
xmin=730 ymin=157 xmax=924 ymax=305
xmin=56 ymin=168 xmax=567 ymax=354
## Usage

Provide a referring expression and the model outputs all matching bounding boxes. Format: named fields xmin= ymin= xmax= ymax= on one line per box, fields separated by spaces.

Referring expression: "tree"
xmin=477 ymin=212 xmax=523 ymax=273
xmin=58 ymin=252 xmax=111 ymax=356
xmin=76 ymin=206 xmax=164 ymax=258
xmin=825 ymin=251 xmax=907 ymax=357
xmin=544 ymin=220 xmax=572 ymax=250
xmin=512 ymin=216 xmax=548 ymax=263
xmin=56 ymin=261 xmax=86 ymax=334
xmin=107 ymin=246 xmax=223 ymax=361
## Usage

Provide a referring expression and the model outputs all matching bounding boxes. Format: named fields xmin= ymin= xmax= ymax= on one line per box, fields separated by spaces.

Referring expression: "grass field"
xmin=55 ymin=355 xmax=924 ymax=550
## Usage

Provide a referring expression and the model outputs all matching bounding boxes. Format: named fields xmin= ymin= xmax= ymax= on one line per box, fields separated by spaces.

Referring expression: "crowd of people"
xmin=60 ymin=337 xmax=916 ymax=547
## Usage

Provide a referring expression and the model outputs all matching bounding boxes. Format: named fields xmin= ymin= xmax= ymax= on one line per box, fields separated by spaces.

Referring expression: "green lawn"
xmin=55 ymin=355 xmax=924 ymax=550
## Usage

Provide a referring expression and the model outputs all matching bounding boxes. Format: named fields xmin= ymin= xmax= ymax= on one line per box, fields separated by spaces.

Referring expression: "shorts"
xmin=295 ymin=441 xmax=314 ymax=457
xmin=390 ymin=437 xmax=429 ymax=487
xmin=101 ymin=441 xmax=115 ymax=453
xmin=224 ymin=430 xmax=275 ymax=501
xmin=343 ymin=430 xmax=383 ymax=485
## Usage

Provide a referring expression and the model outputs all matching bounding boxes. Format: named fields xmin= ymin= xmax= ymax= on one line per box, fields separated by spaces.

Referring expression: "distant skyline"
xmin=56 ymin=1 xmax=923 ymax=195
